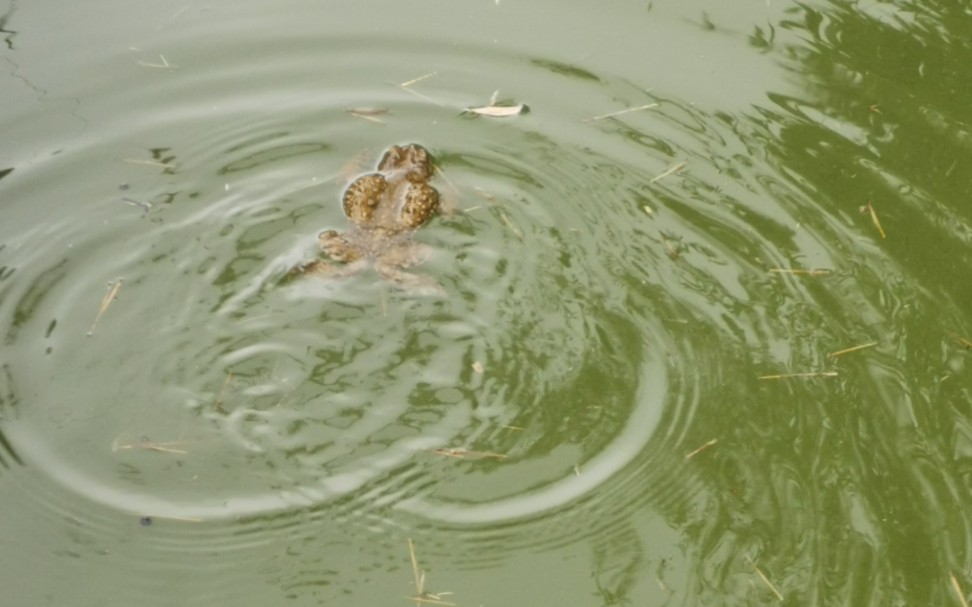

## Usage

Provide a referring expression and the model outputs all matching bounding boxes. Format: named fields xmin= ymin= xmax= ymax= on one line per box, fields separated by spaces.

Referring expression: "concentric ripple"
xmin=0 ymin=32 xmax=690 ymax=527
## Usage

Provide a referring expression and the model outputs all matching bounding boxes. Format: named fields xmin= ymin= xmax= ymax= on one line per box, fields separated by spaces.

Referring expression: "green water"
xmin=1 ymin=0 xmax=970 ymax=605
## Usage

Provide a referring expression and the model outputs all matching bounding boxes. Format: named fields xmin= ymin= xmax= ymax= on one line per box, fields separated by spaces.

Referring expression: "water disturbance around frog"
xmin=0 ymin=34 xmax=686 ymax=526
xmin=2 ymin=2 xmax=972 ymax=606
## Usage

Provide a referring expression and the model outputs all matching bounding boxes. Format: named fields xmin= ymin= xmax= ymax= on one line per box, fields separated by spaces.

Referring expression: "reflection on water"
xmin=0 ymin=0 xmax=970 ymax=605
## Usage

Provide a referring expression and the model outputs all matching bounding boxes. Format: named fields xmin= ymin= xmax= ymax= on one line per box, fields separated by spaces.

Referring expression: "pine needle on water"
xmin=758 ymin=371 xmax=838 ymax=380
xmin=951 ymin=572 xmax=970 ymax=607
xmin=585 ymin=103 xmax=659 ymax=122
xmin=860 ymin=200 xmax=887 ymax=239
xmin=649 ymin=162 xmax=687 ymax=183
xmin=828 ymin=341 xmax=878 ymax=358
xmin=746 ymin=556 xmax=783 ymax=601
xmin=88 ymin=279 xmax=123 ymax=335
xmin=768 ymin=268 xmax=831 ymax=276
xmin=685 ymin=438 xmax=717 ymax=460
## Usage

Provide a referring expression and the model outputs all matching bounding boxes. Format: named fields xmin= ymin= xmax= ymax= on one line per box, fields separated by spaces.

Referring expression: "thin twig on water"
xmin=88 ymin=279 xmax=123 ymax=335
xmin=153 ymin=515 xmax=204 ymax=523
xmin=828 ymin=341 xmax=878 ymax=358
xmin=347 ymin=107 xmax=388 ymax=117
xmin=860 ymin=200 xmax=887 ymax=239
xmin=685 ymin=438 xmax=717 ymax=460
xmin=406 ymin=539 xmax=456 ymax=606
xmin=398 ymin=72 xmax=445 ymax=106
xmin=137 ymin=54 xmax=176 ymax=69
xmin=400 ymin=72 xmax=437 ymax=87
xmin=121 ymin=197 xmax=153 ymax=212
xmin=951 ymin=572 xmax=970 ymax=607
xmin=758 ymin=371 xmax=838 ymax=380
xmin=768 ymin=268 xmax=831 ymax=276
xmin=747 ymin=556 xmax=784 ymax=601
xmin=497 ymin=208 xmax=523 ymax=241
xmin=649 ymin=162 xmax=687 ymax=183
xmin=585 ymin=103 xmax=659 ymax=122
xmin=348 ymin=109 xmax=388 ymax=125
xmin=947 ymin=331 xmax=972 ymax=349
xmin=115 ymin=441 xmax=188 ymax=455
xmin=473 ymin=187 xmax=496 ymax=202
xmin=430 ymin=448 xmax=507 ymax=460
xmin=408 ymin=538 xmax=423 ymax=596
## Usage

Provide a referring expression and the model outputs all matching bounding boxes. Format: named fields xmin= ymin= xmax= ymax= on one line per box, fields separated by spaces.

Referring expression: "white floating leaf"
xmin=465 ymin=104 xmax=526 ymax=117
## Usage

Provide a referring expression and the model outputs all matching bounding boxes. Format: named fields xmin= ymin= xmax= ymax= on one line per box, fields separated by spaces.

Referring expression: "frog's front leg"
xmin=296 ymin=258 xmax=368 ymax=279
xmin=287 ymin=230 xmax=366 ymax=281
xmin=318 ymin=230 xmax=362 ymax=263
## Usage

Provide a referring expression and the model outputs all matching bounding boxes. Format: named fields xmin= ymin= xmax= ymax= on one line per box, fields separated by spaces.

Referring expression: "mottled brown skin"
xmin=296 ymin=144 xmax=442 ymax=293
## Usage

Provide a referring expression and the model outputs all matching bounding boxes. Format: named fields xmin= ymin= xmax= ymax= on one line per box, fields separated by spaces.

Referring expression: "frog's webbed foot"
xmin=318 ymin=230 xmax=362 ymax=263
xmin=292 ymin=259 xmax=367 ymax=280
xmin=375 ymin=260 xmax=444 ymax=296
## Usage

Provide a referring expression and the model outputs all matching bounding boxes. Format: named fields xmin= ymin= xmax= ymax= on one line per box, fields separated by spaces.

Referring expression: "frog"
xmin=294 ymin=143 xmax=443 ymax=294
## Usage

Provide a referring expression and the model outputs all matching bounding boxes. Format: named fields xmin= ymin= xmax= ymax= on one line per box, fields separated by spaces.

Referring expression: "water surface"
xmin=1 ymin=0 xmax=971 ymax=605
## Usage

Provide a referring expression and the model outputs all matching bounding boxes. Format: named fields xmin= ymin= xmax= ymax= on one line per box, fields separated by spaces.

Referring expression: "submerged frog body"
xmin=296 ymin=144 xmax=442 ymax=293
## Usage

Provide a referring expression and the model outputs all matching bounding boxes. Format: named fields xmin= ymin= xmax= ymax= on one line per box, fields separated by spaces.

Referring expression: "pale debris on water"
xmin=465 ymin=89 xmax=526 ymax=117
xmin=399 ymin=72 xmax=445 ymax=106
xmin=860 ymin=200 xmax=887 ymax=239
xmin=685 ymin=438 xmax=717 ymax=460
xmin=473 ymin=187 xmax=496 ymax=202
xmin=464 ymin=104 xmax=526 ymax=117
xmin=768 ymin=268 xmax=831 ymax=276
xmin=113 ymin=437 xmax=189 ymax=455
xmin=497 ymin=207 xmax=524 ymax=240
xmin=406 ymin=538 xmax=456 ymax=606
xmin=88 ymin=279 xmax=123 ymax=335
xmin=758 ymin=371 xmax=838 ymax=380
xmin=430 ymin=447 xmax=507 ymax=461
xmin=649 ymin=161 xmax=687 ymax=183
xmin=347 ymin=107 xmax=389 ymax=125
xmin=747 ymin=555 xmax=784 ymax=601
xmin=947 ymin=331 xmax=972 ymax=349
xmin=137 ymin=54 xmax=176 ymax=69
xmin=400 ymin=71 xmax=437 ymax=87
xmin=585 ymin=102 xmax=659 ymax=122
xmin=828 ymin=341 xmax=878 ymax=358
xmin=950 ymin=572 xmax=971 ymax=607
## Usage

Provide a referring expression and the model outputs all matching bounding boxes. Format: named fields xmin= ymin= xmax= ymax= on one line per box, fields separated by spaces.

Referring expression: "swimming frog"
xmin=295 ymin=143 xmax=442 ymax=293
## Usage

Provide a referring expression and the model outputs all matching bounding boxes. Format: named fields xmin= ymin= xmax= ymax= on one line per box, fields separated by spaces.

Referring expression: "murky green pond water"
xmin=2 ymin=0 xmax=971 ymax=605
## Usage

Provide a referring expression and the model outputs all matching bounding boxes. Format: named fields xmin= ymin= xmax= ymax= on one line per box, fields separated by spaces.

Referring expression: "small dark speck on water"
xmin=119 ymin=183 xmax=129 ymax=191
xmin=140 ymin=516 xmax=153 ymax=527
